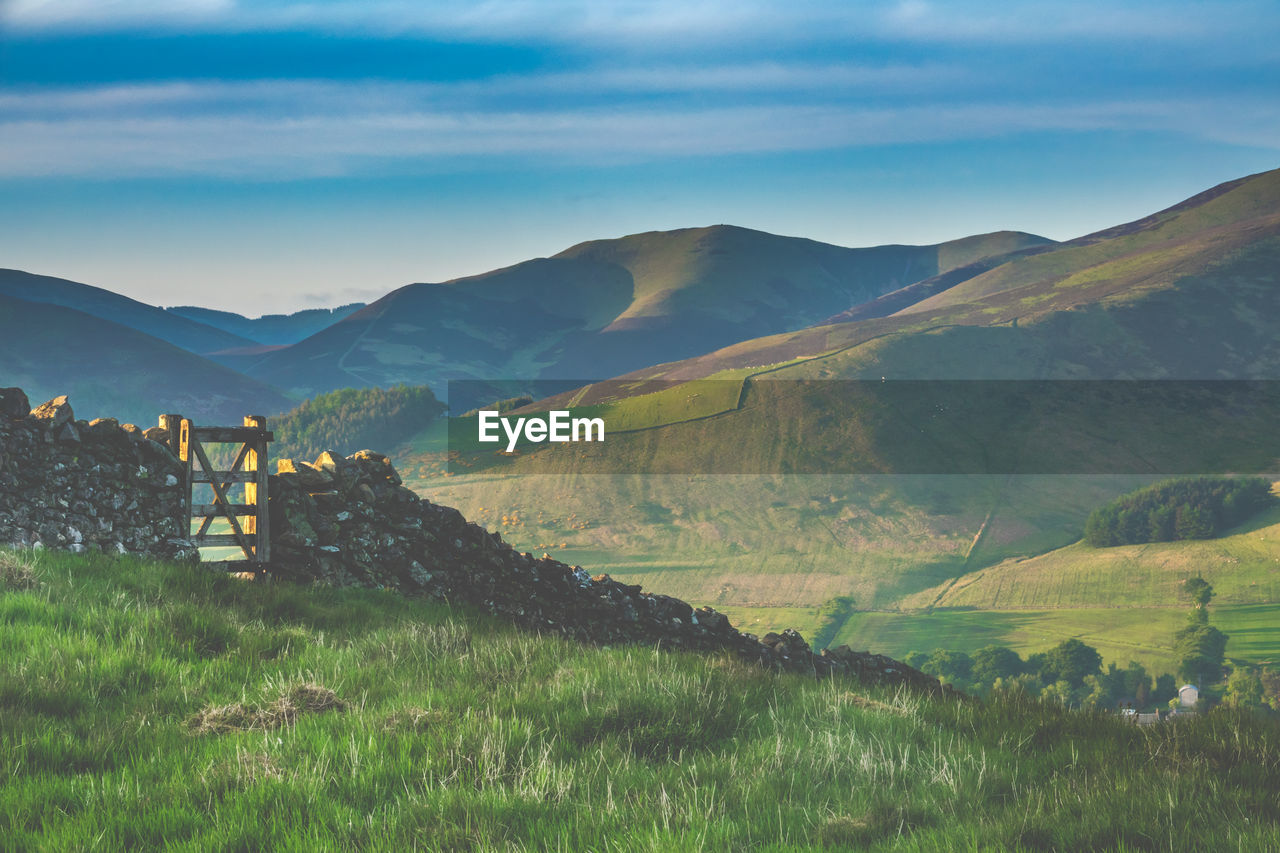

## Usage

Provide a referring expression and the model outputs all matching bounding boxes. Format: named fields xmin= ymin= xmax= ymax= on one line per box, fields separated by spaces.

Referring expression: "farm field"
xmin=832 ymin=603 xmax=1280 ymax=677
xmin=902 ymin=504 xmax=1280 ymax=610
xmin=401 ymin=465 xmax=1280 ymax=675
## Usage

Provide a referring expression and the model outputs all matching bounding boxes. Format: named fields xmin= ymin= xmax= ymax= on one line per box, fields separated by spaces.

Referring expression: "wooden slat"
xmin=188 ymin=437 xmax=255 ymax=561
xmin=192 ymin=471 xmax=255 ymax=484
xmin=191 ymin=427 xmax=275 ymax=443
xmin=191 ymin=503 xmax=256 ymax=515
xmin=193 ymin=533 xmax=260 ymax=546
xmin=244 ymin=416 xmax=270 ymax=564
xmin=177 ymin=415 xmax=273 ymax=568
xmin=195 ymin=440 xmax=252 ymax=538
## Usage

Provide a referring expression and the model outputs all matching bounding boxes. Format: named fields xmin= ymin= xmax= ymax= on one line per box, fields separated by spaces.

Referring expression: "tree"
xmin=1260 ymin=668 xmax=1280 ymax=712
xmin=1174 ymin=622 xmax=1228 ymax=684
xmin=1041 ymin=679 xmax=1076 ymax=706
xmin=1183 ymin=577 xmax=1214 ymax=609
xmin=1175 ymin=504 xmax=1215 ymax=539
xmin=971 ymin=645 xmax=1024 ymax=688
xmin=1225 ymin=667 xmax=1265 ymax=710
xmin=921 ymin=649 xmax=973 ymax=686
xmin=1038 ymin=639 xmax=1102 ymax=690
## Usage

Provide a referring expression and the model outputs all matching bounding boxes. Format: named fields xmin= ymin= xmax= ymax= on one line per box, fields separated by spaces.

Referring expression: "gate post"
xmin=243 ymin=415 xmax=270 ymax=566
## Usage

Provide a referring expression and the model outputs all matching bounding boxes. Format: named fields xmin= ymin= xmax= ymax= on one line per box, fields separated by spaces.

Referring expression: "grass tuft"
xmin=0 ymin=549 xmax=40 ymax=590
xmin=188 ymin=682 xmax=347 ymax=734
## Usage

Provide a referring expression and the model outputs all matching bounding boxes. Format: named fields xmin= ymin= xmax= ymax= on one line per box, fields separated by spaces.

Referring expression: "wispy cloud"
xmin=4 ymin=80 xmax=1277 ymax=179
xmin=2 ymin=0 xmax=232 ymax=29
xmin=5 ymin=0 xmax=1271 ymax=49
xmin=0 ymin=60 xmax=970 ymax=117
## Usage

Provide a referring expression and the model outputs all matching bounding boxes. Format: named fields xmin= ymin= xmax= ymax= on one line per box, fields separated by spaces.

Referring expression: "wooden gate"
xmin=161 ymin=414 xmax=273 ymax=573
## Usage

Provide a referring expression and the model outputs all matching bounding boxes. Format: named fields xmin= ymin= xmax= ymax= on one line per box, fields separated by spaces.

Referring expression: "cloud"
xmin=4 ymin=0 xmax=1270 ymax=49
xmin=3 ymin=83 xmax=1277 ymax=179
xmin=0 ymin=61 xmax=970 ymax=120
xmin=2 ymin=0 xmax=231 ymax=29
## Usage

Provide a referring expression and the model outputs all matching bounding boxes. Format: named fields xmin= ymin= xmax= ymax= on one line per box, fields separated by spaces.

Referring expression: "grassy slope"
xmin=3 ymin=547 xmax=1280 ymax=851
xmin=899 ymin=168 xmax=1280 ymax=315
xmin=0 ymin=293 xmax=294 ymax=425
xmin=823 ymin=499 xmax=1280 ymax=673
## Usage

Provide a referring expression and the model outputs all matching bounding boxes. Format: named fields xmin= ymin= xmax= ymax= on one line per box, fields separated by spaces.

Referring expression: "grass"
xmin=4 ymin=546 xmax=1280 ymax=850
xmin=905 ymin=505 xmax=1280 ymax=611
xmin=832 ymin=604 xmax=1280 ymax=676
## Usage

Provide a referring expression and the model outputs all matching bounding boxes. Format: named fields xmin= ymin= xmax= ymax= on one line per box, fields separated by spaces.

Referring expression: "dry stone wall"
xmin=0 ymin=388 xmax=194 ymax=561
xmin=269 ymin=450 xmax=955 ymax=694
xmin=0 ymin=384 xmax=951 ymax=695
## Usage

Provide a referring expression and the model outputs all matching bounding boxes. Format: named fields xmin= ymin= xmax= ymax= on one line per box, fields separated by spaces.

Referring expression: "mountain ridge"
xmin=242 ymin=225 xmax=1054 ymax=396
xmin=0 ymin=268 xmax=256 ymax=355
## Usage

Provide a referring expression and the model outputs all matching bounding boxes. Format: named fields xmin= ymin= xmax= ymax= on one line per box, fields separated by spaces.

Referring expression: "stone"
xmin=30 ymin=395 xmax=74 ymax=428
xmin=0 ymin=387 xmax=30 ymax=420
xmin=277 ymin=458 xmax=334 ymax=490
xmin=352 ymin=449 xmax=402 ymax=485
xmin=314 ymin=450 xmax=360 ymax=489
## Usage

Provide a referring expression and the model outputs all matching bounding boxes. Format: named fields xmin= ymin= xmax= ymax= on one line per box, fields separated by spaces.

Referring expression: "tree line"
xmin=1084 ymin=477 xmax=1274 ymax=547
xmin=269 ymin=385 xmax=446 ymax=463
xmin=911 ymin=577 xmax=1280 ymax=713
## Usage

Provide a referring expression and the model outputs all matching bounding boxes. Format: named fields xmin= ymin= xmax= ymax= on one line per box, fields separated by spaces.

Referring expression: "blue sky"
xmin=1 ymin=1 xmax=1278 ymax=314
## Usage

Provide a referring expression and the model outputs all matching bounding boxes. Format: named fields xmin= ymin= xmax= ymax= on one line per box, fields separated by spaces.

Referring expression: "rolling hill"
xmin=241 ymin=226 xmax=1052 ymax=397
xmin=0 ymin=268 xmax=255 ymax=356
xmin=607 ymin=167 xmax=1280 ymax=383
xmin=0 ymin=292 xmax=294 ymax=425
xmin=404 ymin=167 xmax=1280 ymax=668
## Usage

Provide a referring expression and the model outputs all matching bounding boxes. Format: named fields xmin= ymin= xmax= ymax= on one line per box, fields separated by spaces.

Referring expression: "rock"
xmin=277 ymin=458 xmax=335 ymax=490
xmin=142 ymin=426 xmax=168 ymax=443
xmin=314 ymin=450 xmax=361 ymax=489
xmin=352 ymin=449 xmax=402 ymax=485
xmin=0 ymin=387 xmax=29 ymax=420
xmin=31 ymin=395 xmax=73 ymax=428
xmin=0 ymin=387 xmax=190 ymax=564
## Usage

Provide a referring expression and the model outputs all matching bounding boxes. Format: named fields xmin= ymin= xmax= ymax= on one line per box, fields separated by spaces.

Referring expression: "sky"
xmin=1 ymin=0 xmax=1278 ymax=315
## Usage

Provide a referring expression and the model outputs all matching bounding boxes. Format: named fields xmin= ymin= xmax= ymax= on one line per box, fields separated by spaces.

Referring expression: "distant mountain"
xmin=414 ymin=167 xmax=1280 ymax=627
xmin=0 ymin=269 xmax=255 ymax=356
xmin=602 ymin=167 xmax=1280 ymax=384
xmin=166 ymin=303 xmax=366 ymax=346
xmin=243 ymin=226 xmax=1053 ymax=397
xmin=0 ymin=292 xmax=293 ymax=426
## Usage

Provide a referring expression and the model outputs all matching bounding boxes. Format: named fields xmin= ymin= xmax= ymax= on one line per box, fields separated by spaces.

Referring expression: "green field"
xmin=4 ymin=546 xmax=1280 ymax=850
xmin=832 ymin=604 xmax=1280 ymax=677
xmin=398 ymin=466 xmax=1280 ymax=676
